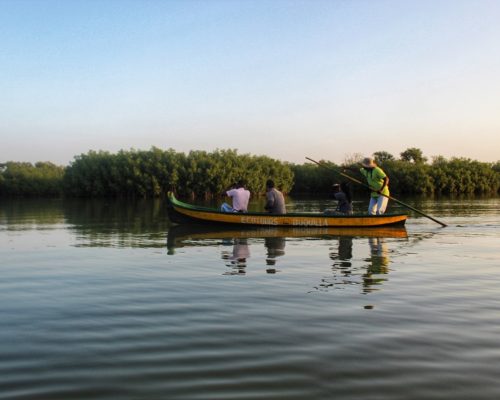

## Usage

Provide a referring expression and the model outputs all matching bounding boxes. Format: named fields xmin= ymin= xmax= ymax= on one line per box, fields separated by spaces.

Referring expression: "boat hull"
xmin=167 ymin=192 xmax=407 ymax=228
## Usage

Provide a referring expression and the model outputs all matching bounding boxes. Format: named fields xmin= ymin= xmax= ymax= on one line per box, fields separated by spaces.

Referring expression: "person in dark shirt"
xmin=264 ymin=179 xmax=286 ymax=214
xmin=332 ymin=182 xmax=353 ymax=215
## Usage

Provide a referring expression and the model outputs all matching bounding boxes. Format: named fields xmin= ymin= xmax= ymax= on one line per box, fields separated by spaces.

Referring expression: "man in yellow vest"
xmin=359 ymin=157 xmax=390 ymax=215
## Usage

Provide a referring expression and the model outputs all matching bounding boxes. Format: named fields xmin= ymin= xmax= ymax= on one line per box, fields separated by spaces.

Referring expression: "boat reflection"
xmin=167 ymin=225 xmax=407 ymax=283
xmin=167 ymin=225 xmax=408 ymax=249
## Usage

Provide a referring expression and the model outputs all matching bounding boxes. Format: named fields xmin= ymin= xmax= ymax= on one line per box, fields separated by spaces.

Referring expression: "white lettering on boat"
xmin=291 ymin=218 xmax=330 ymax=226
xmin=241 ymin=216 xmax=279 ymax=225
xmin=239 ymin=216 xmax=332 ymax=226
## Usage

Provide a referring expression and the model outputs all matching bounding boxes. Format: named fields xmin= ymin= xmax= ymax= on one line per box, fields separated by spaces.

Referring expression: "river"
xmin=1 ymin=196 xmax=499 ymax=399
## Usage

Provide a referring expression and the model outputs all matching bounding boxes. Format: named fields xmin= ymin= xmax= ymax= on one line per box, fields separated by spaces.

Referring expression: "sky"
xmin=1 ymin=0 xmax=500 ymax=166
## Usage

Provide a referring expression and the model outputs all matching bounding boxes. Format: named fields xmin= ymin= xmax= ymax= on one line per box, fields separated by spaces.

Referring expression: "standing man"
xmin=359 ymin=157 xmax=389 ymax=215
xmin=264 ymin=179 xmax=286 ymax=214
xmin=221 ymin=179 xmax=250 ymax=212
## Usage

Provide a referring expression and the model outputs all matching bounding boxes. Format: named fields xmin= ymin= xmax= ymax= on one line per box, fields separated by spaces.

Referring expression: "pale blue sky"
xmin=1 ymin=0 xmax=499 ymax=165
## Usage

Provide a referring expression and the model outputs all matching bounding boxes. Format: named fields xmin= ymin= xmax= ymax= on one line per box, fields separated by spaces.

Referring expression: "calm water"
xmin=1 ymin=196 xmax=500 ymax=400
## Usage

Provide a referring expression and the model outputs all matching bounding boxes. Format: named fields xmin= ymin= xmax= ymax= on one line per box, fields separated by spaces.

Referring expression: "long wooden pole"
xmin=306 ymin=157 xmax=447 ymax=227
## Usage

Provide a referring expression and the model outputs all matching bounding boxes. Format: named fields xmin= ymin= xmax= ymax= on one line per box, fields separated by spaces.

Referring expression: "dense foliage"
xmin=63 ymin=148 xmax=294 ymax=198
xmin=292 ymin=150 xmax=500 ymax=196
xmin=0 ymin=162 xmax=65 ymax=196
xmin=0 ymin=148 xmax=498 ymax=197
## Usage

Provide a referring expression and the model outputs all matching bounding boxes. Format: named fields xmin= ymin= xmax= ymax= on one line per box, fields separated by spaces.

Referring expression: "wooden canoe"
xmin=167 ymin=192 xmax=407 ymax=228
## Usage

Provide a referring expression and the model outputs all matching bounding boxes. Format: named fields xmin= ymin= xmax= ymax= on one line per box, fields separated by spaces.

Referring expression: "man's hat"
xmin=361 ymin=157 xmax=376 ymax=168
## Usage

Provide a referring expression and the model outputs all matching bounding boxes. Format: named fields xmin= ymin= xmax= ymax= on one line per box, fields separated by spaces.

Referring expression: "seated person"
xmin=220 ymin=179 xmax=250 ymax=212
xmin=264 ymin=179 xmax=286 ymax=214
xmin=325 ymin=182 xmax=353 ymax=215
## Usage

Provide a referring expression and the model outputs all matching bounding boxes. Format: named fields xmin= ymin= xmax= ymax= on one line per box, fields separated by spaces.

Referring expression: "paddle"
xmin=305 ymin=157 xmax=448 ymax=227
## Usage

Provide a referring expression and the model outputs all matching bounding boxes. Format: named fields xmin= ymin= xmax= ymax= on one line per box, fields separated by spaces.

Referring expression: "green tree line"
xmin=292 ymin=148 xmax=500 ymax=196
xmin=0 ymin=148 xmax=293 ymax=198
xmin=0 ymin=162 xmax=65 ymax=196
xmin=1 ymin=147 xmax=499 ymax=197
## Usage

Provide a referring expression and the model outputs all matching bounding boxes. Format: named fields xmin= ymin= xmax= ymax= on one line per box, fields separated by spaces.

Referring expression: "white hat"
xmin=361 ymin=157 xmax=376 ymax=168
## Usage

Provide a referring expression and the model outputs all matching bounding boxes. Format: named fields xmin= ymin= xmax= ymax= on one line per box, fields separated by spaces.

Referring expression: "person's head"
xmin=361 ymin=157 xmax=377 ymax=169
xmin=236 ymin=179 xmax=246 ymax=188
xmin=266 ymin=179 xmax=275 ymax=190
xmin=332 ymin=183 xmax=341 ymax=193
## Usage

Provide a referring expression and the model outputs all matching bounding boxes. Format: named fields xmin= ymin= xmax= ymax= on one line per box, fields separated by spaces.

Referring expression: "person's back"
xmin=335 ymin=182 xmax=353 ymax=215
xmin=222 ymin=180 xmax=250 ymax=212
xmin=226 ymin=186 xmax=250 ymax=212
xmin=265 ymin=180 xmax=286 ymax=214
xmin=334 ymin=191 xmax=353 ymax=215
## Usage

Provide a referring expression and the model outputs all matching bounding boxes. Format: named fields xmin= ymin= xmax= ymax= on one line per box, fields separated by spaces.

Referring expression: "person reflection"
xmin=333 ymin=236 xmax=353 ymax=266
xmin=322 ymin=236 xmax=354 ymax=289
xmin=362 ymin=237 xmax=390 ymax=293
xmin=221 ymin=238 xmax=250 ymax=275
xmin=264 ymin=237 xmax=286 ymax=273
xmin=320 ymin=235 xmax=392 ymax=293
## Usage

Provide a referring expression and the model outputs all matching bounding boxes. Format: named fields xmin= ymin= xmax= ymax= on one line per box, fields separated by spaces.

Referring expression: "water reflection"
xmin=363 ymin=237 xmax=390 ymax=292
xmin=265 ymin=237 xmax=286 ymax=273
xmin=64 ymin=199 xmax=170 ymax=248
xmin=222 ymin=238 xmax=251 ymax=274
xmin=318 ymin=232 xmax=403 ymax=294
xmin=168 ymin=225 xmax=408 ymax=291
xmin=323 ymin=237 xmax=354 ymax=291
xmin=220 ymin=236 xmax=288 ymax=275
xmin=1 ymin=198 xmax=408 ymax=293
xmin=330 ymin=236 xmax=353 ymax=267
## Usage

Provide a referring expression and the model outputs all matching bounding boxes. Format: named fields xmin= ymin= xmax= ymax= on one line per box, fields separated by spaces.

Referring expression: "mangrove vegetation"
xmin=0 ymin=147 xmax=499 ymax=198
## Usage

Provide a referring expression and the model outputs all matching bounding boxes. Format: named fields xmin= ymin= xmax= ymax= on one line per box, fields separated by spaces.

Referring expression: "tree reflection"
xmin=0 ymin=198 xmax=169 ymax=248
